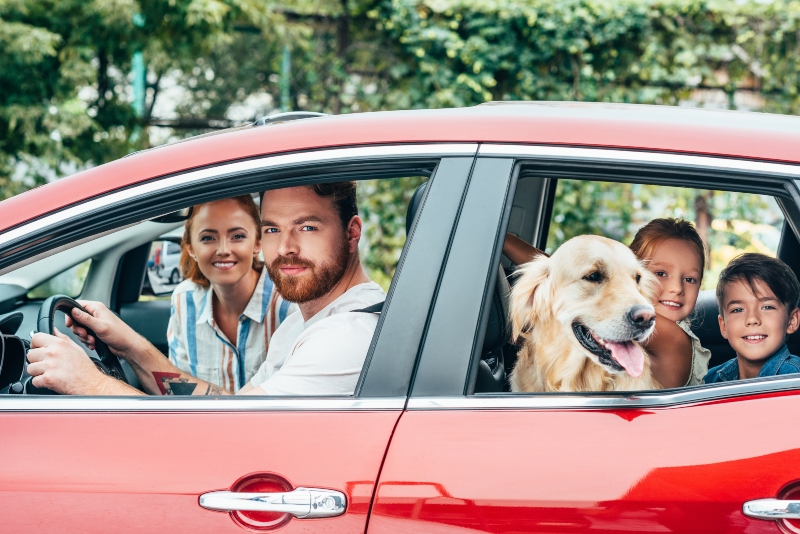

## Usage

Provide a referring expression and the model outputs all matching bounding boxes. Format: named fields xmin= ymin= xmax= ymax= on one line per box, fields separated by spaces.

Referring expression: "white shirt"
xmin=167 ymin=268 xmax=296 ymax=392
xmin=250 ymin=281 xmax=386 ymax=395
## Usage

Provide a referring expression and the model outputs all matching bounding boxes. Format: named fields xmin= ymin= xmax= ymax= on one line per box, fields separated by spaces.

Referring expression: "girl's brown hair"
xmin=629 ymin=218 xmax=707 ymax=282
xmin=180 ymin=195 xmax=263 ymax=288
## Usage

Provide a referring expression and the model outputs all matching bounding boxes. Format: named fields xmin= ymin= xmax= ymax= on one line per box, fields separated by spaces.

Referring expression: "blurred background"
xmin=2 ymin=0 xmax=798 ymax=286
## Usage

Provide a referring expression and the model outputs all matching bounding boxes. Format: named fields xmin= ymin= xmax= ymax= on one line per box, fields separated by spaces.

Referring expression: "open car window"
xmin=543 ymin=180 xmax=785 ymax=289
xmin=0 ymin=147 xmax=449 ymax=398
xmin=471 ymin=170 xmax=800 ymax=396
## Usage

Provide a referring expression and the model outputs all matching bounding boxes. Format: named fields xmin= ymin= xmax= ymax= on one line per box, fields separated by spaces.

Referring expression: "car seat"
xmin=406 ymin=182 xmax=511 ymax=393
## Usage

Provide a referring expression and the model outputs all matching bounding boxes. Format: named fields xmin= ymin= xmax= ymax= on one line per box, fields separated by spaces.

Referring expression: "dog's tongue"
xmin=605 ymin=341 xmax=644 ymax=377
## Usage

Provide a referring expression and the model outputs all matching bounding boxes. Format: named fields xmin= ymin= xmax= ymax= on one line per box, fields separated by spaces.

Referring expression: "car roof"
xmin=2 ymin=101 xmax=799 ymax=233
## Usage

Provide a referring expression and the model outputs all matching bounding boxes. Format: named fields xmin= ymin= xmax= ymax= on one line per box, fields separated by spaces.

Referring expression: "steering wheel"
xmin=32 ymin=295 xmax=129 ymax=393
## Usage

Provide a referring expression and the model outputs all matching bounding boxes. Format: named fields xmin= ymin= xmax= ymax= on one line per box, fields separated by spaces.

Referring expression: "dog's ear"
xmin=510 ymin=255 xmax=550 ymax=341
xmin=638 ymin=262 xmax=659 ymax=303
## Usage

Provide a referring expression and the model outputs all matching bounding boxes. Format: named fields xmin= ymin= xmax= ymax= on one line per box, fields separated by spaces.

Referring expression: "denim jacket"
xmin=703 ymin=344 xmax=800 ymax=383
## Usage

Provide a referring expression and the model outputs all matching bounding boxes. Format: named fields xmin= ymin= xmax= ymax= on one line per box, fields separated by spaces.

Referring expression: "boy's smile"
xmin=718 ymin=278 xmax=800 ymax=378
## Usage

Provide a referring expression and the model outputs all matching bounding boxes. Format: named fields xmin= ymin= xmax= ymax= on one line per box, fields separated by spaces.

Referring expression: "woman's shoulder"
xmin=676 ymin=319 xmax=699 ymax=339
xmin=171 ymin=279 xmax=208 ymax=301
xmin=677 ymin=318 xmax=713 ymax=386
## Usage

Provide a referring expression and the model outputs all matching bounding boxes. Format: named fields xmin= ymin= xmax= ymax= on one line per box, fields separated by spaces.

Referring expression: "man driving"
xmin=26 ymin=182 xmax=386 ymax=396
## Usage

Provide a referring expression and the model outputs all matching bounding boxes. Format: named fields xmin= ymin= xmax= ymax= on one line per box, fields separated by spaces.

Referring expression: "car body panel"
xmin=0 ymin=405 xmax=400 ymax=533
xmin=370 ymin=392 xmax=800 ymax=533
xmin=2 ymin=102 xmax=800 ymax=234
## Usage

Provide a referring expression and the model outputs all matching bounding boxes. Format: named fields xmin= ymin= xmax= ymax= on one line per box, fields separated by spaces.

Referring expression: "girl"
xmin=628 ymin=218 xmax=710 ymax=387
xmin=167 ymin=195 xmax=294 ymax=392
xmin=503 ymin=218 xmax=710 ymax=388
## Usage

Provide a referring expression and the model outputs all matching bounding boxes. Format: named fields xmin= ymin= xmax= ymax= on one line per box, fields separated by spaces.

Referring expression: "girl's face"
xmin=646 ymin=238 xmax=702 ymax=322
xmin=187 ymin=199 xmax=261 ymax=288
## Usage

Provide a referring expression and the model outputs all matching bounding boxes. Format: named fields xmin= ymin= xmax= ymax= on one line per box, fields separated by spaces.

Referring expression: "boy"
xmin=705 ymin=253 xmax=800 ymax=383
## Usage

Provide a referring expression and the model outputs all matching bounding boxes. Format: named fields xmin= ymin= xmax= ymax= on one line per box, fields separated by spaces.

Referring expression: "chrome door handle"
xmin=199 ymin=487 xmax=346 ymax=518
xmin=743 ymin=499 xmax=800 ymax=519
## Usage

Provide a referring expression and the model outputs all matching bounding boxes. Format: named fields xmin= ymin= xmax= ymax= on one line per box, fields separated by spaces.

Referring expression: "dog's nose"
xmin=628 ymin=306 xmax=655 ymax=329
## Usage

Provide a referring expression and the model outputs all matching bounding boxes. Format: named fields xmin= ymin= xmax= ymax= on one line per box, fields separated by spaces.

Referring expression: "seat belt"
xmin=351 ymin=301 xmax=384 ymax=314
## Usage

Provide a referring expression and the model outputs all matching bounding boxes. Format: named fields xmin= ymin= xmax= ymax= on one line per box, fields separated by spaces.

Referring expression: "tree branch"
xmin=146 ymin=117 xmax=245 ymax=129
xmin=144 ymin=72 xmax=162 ymax=122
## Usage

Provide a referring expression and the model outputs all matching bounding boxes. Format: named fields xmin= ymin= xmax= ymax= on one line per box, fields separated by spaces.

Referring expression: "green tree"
xmin=0 ymin=0 xmax=280 ymax=197
xmin=4 ymin=0 xmax=800 ymax=280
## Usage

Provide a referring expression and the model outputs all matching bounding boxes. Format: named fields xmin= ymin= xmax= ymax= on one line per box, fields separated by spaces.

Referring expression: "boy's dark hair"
xmin=259 ymin=181 xmax=358 ymax=228
xmin=717 ymin=253 xmax=800 ymax=312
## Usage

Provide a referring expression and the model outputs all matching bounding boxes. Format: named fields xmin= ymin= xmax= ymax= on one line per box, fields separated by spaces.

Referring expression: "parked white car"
xmin=150 ymin=240 xmax=182 ymax=285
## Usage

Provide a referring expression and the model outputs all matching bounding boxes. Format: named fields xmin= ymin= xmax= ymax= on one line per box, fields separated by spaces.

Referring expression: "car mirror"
xmin=151 ymin=207 xmax=193 ymax=223
xmin=143 ymin=238 xmax=184 ymax=296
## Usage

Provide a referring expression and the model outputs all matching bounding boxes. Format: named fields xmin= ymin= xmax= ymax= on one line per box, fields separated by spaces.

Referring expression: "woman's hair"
xmin=629 ymin=218 xmax=707 ymax=282
xmin=180 ymin=195 xmax=263 ymax=288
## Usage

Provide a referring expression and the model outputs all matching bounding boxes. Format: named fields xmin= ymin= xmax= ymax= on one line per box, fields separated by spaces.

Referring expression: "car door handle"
xmin=743 ymin=499 xmax=800 ymax=519
xmin=199 ymin=487 xmax=346 ymax=518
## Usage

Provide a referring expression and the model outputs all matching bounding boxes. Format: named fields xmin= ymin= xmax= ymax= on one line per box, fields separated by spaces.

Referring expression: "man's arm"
xmin=38 ymin=301 xmax=231 ymax=396
xmin=28 ymin=330 xmax=231 ymax=396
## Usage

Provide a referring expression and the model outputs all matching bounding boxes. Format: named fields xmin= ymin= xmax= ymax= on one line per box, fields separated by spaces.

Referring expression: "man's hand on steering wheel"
xmin=27 ymin=330 xmax=110 ymax=395
xmin=65 ymin=300 xmax=141 ymax=358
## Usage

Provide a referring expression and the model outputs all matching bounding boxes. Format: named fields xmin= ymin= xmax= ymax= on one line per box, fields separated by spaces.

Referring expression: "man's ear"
xmin=718 ymin=314 xmax=728 ymax=340
xmin=346 ymin=215 xmax=362 ymax=253
xmin=787 ymin=307 xmax=800 ymax=335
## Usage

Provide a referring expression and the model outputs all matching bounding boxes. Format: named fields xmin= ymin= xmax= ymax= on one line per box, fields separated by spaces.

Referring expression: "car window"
xmin=106 ymin=175 xmax=428 ymax=395
xmin=481 ymin=174 xmax=798 ymax=395
xmin=26 ymin=259 xmax=92 ymax=300
xmin=544 ymin=180 xmax=785 ymax=290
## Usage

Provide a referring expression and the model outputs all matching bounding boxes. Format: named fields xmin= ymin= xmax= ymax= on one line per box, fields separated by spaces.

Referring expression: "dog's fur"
xmin=510 ymin=235 xmax=662 ymax=392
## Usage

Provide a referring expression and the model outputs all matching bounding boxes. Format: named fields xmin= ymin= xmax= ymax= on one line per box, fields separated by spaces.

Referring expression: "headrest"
xmin=406 ymin=182 xmax=428 ymax=236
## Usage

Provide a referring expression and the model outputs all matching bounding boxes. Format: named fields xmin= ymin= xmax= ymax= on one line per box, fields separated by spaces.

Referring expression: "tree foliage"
xmin=547 ymin=179 xmax=783 ymax=289
xmin=3 ymin=0 xmax=800 ymax=283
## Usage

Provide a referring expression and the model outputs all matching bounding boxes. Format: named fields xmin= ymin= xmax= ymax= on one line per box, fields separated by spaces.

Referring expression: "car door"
xmin=368 ymin=146 xmax=800 ymax=533
xmin=0 ymin=145 xmax=477 ymax=533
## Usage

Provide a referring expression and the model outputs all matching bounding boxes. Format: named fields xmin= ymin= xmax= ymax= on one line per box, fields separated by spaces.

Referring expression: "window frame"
xmin=0 ymin=143 xmax=478 ymax=411
xmin=408 ymin=145 xmax=800 ymax=407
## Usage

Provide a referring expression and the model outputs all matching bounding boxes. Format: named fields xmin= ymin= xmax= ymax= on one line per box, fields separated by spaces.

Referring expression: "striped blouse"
xmin=167 ymin=268 xmax=295 ymax=392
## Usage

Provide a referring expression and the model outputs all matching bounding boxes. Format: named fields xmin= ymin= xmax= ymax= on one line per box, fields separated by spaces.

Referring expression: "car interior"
xmin=0 ymin=174 xmax=430 ymax=395
xmin=469 ymin=170 xmax=800 ymax=394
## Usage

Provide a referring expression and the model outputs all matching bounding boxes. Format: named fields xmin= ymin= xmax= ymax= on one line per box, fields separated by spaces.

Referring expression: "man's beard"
xmin=266 ymin=239 xmax=351 ymax=304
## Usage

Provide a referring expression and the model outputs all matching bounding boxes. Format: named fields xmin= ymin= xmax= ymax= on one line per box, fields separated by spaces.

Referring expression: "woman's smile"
xmin=212 ymin=260 xmax=237 ymax=271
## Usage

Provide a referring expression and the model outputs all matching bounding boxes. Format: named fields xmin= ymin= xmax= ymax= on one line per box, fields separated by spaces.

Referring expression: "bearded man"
xmin=25 ymin=182 xmax=385 ymax=396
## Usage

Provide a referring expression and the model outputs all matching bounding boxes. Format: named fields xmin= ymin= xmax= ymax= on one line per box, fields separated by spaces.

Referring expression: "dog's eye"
xmin=635 ymin=274 xmax=641 ymax=283
xmin=583 ymin=271 xmax=603 ymax=283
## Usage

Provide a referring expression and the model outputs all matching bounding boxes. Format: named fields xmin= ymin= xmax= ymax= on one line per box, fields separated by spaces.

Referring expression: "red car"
xmin=1 ymin=103 xmax=800 ymax=533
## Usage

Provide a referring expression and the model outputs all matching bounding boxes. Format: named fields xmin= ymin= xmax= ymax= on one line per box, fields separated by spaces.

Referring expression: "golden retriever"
xmin=509 ymin=235 xmax=662 ymax=392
